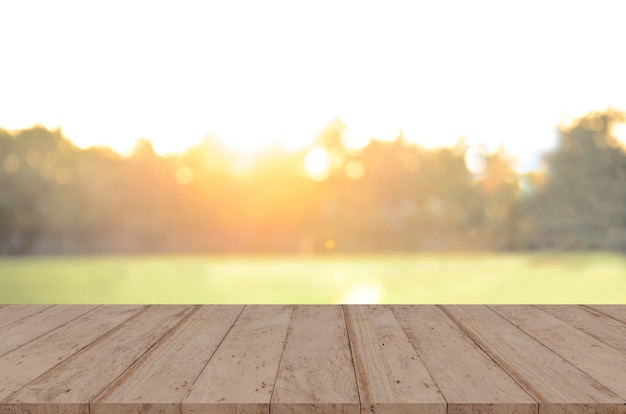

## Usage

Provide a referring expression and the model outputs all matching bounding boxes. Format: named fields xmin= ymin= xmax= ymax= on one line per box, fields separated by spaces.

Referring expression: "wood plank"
xmin=271 ymin=305 xmax=359 ymax=414
xmin=1 ymin=305 xmax=194 ymax=414
xmin=492 ymin=305 xmax=626 ymax=399
xmin=585 ymin=305 xmax=626 ymax=325
xmin=183 ymin=305 xmax=293 ymax=414
xmin=0 ymin=305 xmax=53 ymax=329
xmin=345 ymin=305 xmax=446 ymax=414
xmin=0 ymin=305 xmax=98 ymax=357
xmin=392 ymin=305 xmax=537 ymax=414
xmin=91 ymin=305 xmax=244 ymax=414
xmin=0 ymin=305 xmax=143 ymax=402
xmin=538 ymin=305 xmax=626 ymax=354
xmin=442 ymin=305 xmax=625 ymax=414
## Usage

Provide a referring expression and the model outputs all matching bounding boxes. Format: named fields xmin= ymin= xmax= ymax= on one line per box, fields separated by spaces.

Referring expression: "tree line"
xmin=1 ymin=109 xmax=625 ymax=254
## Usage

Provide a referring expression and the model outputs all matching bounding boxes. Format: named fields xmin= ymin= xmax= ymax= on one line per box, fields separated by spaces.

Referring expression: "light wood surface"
xmin=345 ymin=305 xmax=445 ymax=414
xmin=538 ymin=305 xmax=626 ymax=354
xmin=0 ymin=305 xmax=143 ymax=402
xmin=271 ymin=305 xmax=360 ymax=414
xmin=184 ymin=305 xmax=292 ymax=414
xmin=1 ymin=305 xmax=625 ymax=414
xmin=2 ymin=305 xmax=193 ymax=414
xmin=94 ymin=305 xmax=245 ymax=414
xmin=0 ymin=305 xmax=53 ymax=329
xmin=442 ymin=305 xmax=625 ymax=414
xmin=585 ymin=305 xmax=626 ymax=324
xmin=393 ymin=305 xmax=536 ymax=414
xmin=492 ymin=305 xmax=626 ymax=399
xmin=0 ymin=305 xmax=96 ymax=357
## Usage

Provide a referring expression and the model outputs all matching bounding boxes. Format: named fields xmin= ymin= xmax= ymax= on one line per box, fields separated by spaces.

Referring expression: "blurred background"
xmin=1 ymin=0 xmax=625 ymax=303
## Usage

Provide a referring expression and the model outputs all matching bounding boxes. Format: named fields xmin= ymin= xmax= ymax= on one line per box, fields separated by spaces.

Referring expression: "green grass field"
xmin=1 ymin=253 xmax=625 ymax=304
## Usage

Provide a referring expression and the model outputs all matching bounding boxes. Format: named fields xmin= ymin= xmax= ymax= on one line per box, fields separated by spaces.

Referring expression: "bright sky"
xmin=2 ymin=0 xmax=626 ymax=171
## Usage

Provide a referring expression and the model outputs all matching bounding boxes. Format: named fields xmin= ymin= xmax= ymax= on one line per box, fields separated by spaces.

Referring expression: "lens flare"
xmin=464 ymin=146 xmax=487 ymax=175
xmin=342 ymin=285 xmax=383 ymax=304
xmin=304 ymin=146 xmax=331 ymax=181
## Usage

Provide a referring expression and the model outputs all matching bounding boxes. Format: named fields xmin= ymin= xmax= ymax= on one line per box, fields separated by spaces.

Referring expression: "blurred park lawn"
xmin=0 ymin=253 xmax=625 ymax=304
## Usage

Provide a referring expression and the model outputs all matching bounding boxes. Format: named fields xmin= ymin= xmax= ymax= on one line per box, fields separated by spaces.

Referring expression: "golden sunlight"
xmin=176 ymin=167 xmax=194 ymax=185
xmin=464 ymin=147 xmax=488 ymax=175
xmin=345 ymin=161 xmax=365 ymax=180
xmin=3 ymin=1 xmax=626 ymax=169
xmin=304 ymin=146 xmax=331 ymax=181
xmin=612 ymin=123 xmax=626 ymax=148
xmin=342 ymin=126 xmax=372 ymax=154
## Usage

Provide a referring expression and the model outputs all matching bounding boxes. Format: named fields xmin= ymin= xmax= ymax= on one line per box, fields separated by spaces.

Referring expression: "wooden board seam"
xmin=89 ymin=305 xmax=202 ymax=404
xmin=539 ymin=305 xmax=626 ymax=354
xmin=342 ymin=304 xmax=363 ymax=412
xmin=440 ymin=305 xmax=541 ymax=406
xmin=389 ymin=305 xmax=451 ymax=407
xmin=489 ymin=305 xmax=624 ymax=392
xmin=581 ymin=305 xmax=626 ymax=325
xmin=2 ymin=305 xmax=624 ymax=413
xmin=0 ymin=305 xmax=147 ymax=404
xmin=270 ymin=305 xmax=360 ymax=414
xmin=0 ymin=305 xmax=102 ymax=358
xmin=267 ymin=304 xmax=295 ymax=410
xmin=180 ymin=304 xmax=248 ymax=405
xmin=0 ymin=305 xmax=55 ymax=330
xmin=491 ymin=305 xmax=626 ymax=402
xmin=486 ymin=305 xmax=626 ymax=405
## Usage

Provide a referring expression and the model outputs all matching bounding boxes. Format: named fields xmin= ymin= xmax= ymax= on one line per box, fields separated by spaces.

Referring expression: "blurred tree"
xmin=472 ymin=146 xmax=523 ymax=249
xmin=11 ymin=112 xmax=626 ymax=255
xmin=0 ymin=126 xmax=76 ymax=253
xmin=528 ymin=109 xmax=626 ymax=250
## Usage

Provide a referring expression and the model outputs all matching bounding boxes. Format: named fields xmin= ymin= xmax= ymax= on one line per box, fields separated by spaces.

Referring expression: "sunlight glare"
xmin=558 ymin=110 xmax=577 ymax=130
xmin=280 ymin=118 xmax=324 ymax=153
xmin=3 ymin=1 xmax=626 ymax=165
xmin=342 ymin=126 xmax=372 ymax=154
xmin=342 ymin=285 xmax=383 ymax=304
xmin=212 ymin=129 xmax=278 ymax=157
xmin=304 ymin=146 xmax=331 ymax=181
xmin=611 ymin=122 xmax=626 ymax=148
xmin=464 ymin=146 xmax=488 ymax=175
xmin=282 ymin=133 xmax=315 ymax=153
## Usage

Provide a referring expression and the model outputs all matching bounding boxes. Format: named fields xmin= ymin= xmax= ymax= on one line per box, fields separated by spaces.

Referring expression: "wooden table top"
xmin=0 ymin=305 xmax=625 ymax=414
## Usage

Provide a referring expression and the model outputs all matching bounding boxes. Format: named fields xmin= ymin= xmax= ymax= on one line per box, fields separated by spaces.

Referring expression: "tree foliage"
xmin=527 ymin=109 xmax=626 ymax=250
xmin=1 ymin=109 xmax=625 ymax=254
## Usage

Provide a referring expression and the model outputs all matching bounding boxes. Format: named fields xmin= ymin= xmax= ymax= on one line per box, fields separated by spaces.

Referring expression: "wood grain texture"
xmin=0 ymin=306 xmax=53 ymax=329
xmin=539 ymin=305 xmax=626 ymax=354
xmin=93 ymin=305 xmax=245 ymax=414
xmin=585 ymin=305 xmax=626 ymax=325
xmin=492 ymin=305 xmax=626 ymax=399
xmin=392 ymin=305 xmax=537 ymax=414
xmin=1 ymin=305 xmax=193 ymax=414
xmin=442 ymin=305 xmax=626 ymax=414
xmin=345 ymin=305 xmax=446 ymax=414
xmin=0 ymin=305 xmax=97 ymax=357
xmin=271 ymin=305 xmax=359 ymax=414
xmin=183 ymin=305 xmax=293 ymax=414
xmin=1 ymin=305 xmax=625 ymax=414
xmin=0 ymin=305 xmax=143 ymax=402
